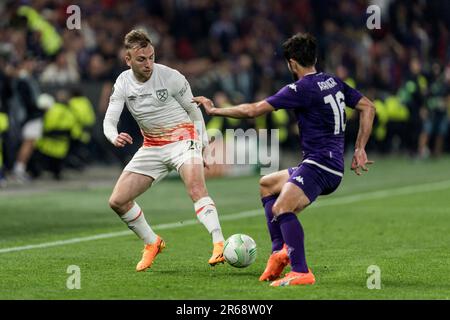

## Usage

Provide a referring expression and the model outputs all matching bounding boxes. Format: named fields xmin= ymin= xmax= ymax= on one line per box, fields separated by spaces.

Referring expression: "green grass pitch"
xmin=1 ymin=156 xmax=449 ymax=299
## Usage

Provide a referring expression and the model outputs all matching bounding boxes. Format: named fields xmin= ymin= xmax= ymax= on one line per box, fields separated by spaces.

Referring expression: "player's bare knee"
xmin=272 ymin=203 xmax=294 ymax=217
xmin=109 ymin=195 xmax=126 ymax=213
xmin=108 ymin=197 xmax=120 ymax=212
xmin=259 ymin=175 xmax=273 ymax=196
xmin=271 ymin=205 xmax=281 ymax=217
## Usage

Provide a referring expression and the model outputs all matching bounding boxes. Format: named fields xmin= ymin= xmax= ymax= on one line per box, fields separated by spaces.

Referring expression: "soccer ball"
xmin=223 ymin=234 xmax=257 ymax=268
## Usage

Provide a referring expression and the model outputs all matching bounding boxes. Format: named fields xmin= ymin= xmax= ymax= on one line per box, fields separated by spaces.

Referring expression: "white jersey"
xmin=103 ymin=63 xmax=208 ymax=147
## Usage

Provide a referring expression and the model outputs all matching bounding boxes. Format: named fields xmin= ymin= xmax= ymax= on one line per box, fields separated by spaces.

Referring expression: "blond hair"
xmin=124 ymin=29 xmax=152 ymax=50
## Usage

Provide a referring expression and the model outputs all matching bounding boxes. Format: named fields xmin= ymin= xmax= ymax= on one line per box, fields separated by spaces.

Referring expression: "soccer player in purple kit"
xmin=193 ymin=33 xmax=375 ymax=287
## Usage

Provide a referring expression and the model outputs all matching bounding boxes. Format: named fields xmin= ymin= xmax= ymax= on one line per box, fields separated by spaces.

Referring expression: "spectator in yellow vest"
xmin=28 ymin=90 xmax=81 ymax=180
xmin=65 ymin=88 xmax=96 ymax=170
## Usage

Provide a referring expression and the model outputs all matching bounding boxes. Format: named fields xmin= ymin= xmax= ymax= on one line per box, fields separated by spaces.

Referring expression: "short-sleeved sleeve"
xmin=341 ymin=81 xmax=363 ymax=109
xmin=265 ymin=83 xmax=310 ymax=110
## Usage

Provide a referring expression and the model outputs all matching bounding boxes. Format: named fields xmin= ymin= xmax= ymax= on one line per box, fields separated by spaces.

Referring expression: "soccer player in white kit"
xmin=103 ymin=30 xmax=225 ymax=272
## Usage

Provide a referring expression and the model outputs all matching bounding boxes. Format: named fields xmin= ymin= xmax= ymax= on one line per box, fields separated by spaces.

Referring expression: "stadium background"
xmin=0 ymin=0 xmax=450 ymax=301
xmin=0 ymin=0 xmax=449 ymax=181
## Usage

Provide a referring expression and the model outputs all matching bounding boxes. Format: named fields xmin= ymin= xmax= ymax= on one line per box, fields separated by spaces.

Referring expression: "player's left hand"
xmin=192 ymin=96 xmax=215 ymax=115
xmin=351 ymin=148 xmax=374 ymax=175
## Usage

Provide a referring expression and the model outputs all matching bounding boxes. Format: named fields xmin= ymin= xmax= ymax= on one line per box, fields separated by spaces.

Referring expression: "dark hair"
xmin=282 ymin=33 xmax=317 ymax=67
xmin=124 ymin=29 xmax=152 ymax=50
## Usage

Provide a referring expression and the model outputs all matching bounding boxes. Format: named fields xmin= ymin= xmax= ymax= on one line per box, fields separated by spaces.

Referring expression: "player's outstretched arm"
xmin=351 ymin=96 xmax=376 ymax=175
xmin=192 ymin=96 xmax=274 ymax=119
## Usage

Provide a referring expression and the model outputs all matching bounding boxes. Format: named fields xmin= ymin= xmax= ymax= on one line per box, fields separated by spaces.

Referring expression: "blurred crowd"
xmin=0 ymin=0 xmax=449 ymax=186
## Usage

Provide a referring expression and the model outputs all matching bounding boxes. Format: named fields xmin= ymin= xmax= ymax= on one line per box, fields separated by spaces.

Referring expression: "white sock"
xmin=14 ymin=162 xmax=26 ymax=173
xmin=195 ymin=196 xmax=224 ymax=243
xmin=120 ymin=202 xmax=157 ymax=245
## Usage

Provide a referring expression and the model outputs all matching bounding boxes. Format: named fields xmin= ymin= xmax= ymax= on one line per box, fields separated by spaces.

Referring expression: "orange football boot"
xmin=136 ymin=236 xmax=165 ymax=272
xmin=259 ymin=246 xmax=290 ymax=281
xmin=208 ymin=241 xmax=225 ymax=266
xmin=270 ymin=269 xmax=315 ymax=287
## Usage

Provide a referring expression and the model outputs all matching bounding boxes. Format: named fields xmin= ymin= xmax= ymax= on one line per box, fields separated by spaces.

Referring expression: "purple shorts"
xmin=287 ymin=163 xmax=342 ymax=202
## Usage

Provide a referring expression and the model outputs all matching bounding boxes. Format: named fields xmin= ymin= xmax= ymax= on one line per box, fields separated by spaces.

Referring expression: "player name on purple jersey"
xmin=265 ymin=72 xmax=363 ymax=173
xmin=317 ymin=77 xmax=338 ymax=91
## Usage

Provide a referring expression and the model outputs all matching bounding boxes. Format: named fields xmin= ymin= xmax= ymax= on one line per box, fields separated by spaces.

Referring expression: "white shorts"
xmin=22 ymin=118 xmax=43 ymax=140
xmin=124 ymin=139 xmax=203 ymax=183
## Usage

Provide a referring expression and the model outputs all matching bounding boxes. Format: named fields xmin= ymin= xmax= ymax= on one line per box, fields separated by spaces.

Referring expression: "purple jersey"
xmin=266 ymin=72 xmax=363 ymax=173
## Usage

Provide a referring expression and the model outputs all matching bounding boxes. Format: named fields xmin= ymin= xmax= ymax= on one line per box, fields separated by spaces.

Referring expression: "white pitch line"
xmin=1 ymin=179 xmax=450 ymax=254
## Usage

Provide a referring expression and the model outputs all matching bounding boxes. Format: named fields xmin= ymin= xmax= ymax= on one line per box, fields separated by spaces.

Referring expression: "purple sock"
xmin=277 ymin=212 xmax=308 ymax=273
xmin=261 ymin=195 xmax=284 ymax=252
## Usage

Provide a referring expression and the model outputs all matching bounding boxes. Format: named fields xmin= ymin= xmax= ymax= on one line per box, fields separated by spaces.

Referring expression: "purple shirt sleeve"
xmin=341 ymin=81 xmax=363 ymax=109
xmin=265 ymin=84 xmax=310 ymax=110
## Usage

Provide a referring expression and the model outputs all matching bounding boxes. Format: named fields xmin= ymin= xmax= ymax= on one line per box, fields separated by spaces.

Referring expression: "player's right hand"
xmin=192 ymin=96 xmax=215 ymax=115
xmin=114 ymin=132 xmax=133 ymax=147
